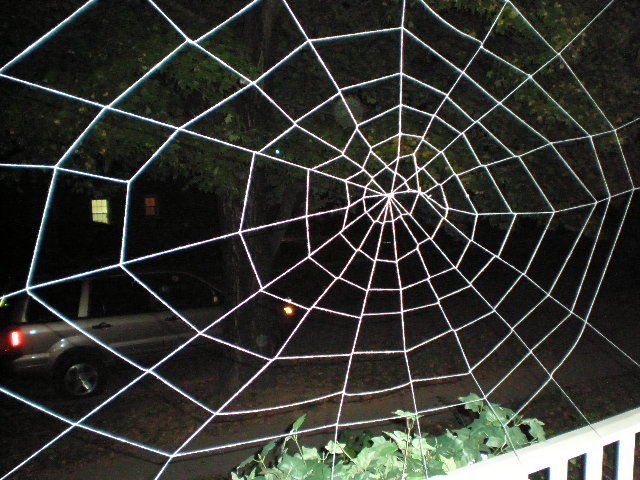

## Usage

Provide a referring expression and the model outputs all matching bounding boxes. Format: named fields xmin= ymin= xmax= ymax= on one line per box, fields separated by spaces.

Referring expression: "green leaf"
xmin=522 ymin=418 xmax=546 ymax=441
xmin=439 ymin=454 xmax=458 ymax=472
xmin=508 ymin=426 xmax=529 ymax=449
xmin=278 ymin=454 xmax=308 ymax=478
xmin=352 ymin=448 xmax=375 ymax=471
xmin=260 ymin=441 xmax=276 ymax=458
xmin=385 ymin=430 xmax=410 ymax=449
xmin=301 ymin=446 xmax=320 ymax=462
xmin=291 ymin=414 xmax=306 ymax=433
xmin=368 ymin=440 xmax=399 ymax=459
xmin=459 ymin=393 xmax=484 ymax=413
xmin=393 ymin=410 xmax=422 ymax=420
xmin=485 ymin=428 xmax=507 ymax=449
xmin=484 ymin=404 xmax=516 ymax=424
xmin=325 ymin=440 xmax=347 ymax=455
xmin=237 ymin=455 xmax=256 ymax=470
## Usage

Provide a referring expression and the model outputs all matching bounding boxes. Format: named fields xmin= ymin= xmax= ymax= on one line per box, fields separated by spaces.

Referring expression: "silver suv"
xmin=0 ymin=271 xmax=227 ymax=397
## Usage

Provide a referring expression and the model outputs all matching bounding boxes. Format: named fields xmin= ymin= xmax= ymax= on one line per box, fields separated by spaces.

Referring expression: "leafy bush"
xmin=232 ymin=394 xmax=546 ymax=479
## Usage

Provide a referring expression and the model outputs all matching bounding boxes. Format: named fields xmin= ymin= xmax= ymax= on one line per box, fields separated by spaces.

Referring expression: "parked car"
xmin=0 ymin=270 xmax=298 ymax=398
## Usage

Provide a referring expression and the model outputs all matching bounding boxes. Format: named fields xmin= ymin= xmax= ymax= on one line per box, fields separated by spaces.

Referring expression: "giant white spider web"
xmin=1 ymin=0 xmax=639 ymax=478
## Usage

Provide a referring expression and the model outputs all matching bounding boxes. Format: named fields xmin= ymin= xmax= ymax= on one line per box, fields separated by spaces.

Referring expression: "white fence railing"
xmin=440 ymin=406 xmax=640 ymax=480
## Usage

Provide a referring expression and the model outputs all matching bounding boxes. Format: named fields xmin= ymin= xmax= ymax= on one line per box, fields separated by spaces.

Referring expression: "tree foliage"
xmin=1 ymin=0 xmax=638 ymax=348
xmin=1 ymin=0 xmax=637 ymax=198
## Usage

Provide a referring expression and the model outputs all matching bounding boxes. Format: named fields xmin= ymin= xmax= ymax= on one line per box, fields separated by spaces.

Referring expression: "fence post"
xmin=584 ymin=446 xmax=603 ymax=480
xmin=616 ymin=434 xmax=636 ymax=480
xmin=549 ymin=460 xmax=568 ymax=480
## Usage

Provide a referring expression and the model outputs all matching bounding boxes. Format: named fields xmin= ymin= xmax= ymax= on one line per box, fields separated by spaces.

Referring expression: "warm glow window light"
xmin=144 ymin=195 xmax=159 ymax=217
xmin=91 ymin=199 xmax=110 ymax=224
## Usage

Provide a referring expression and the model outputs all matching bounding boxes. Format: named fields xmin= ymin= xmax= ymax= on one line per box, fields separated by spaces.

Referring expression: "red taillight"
xmin=9 ymin=330 xmax=22 ymax=348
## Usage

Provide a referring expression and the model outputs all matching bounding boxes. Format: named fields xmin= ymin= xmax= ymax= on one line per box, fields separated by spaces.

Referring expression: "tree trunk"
xmin=213 ymin=0 xmax=305 ymax=399
xmin=217 ymin=0 xmax=288 ymax=349
xmin=217 ymin=168 xmax=303 ymax=353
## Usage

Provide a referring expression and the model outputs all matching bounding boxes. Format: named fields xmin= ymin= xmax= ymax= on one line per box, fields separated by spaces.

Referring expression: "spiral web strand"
xmin=0 ymin=0 xmax=639 ymax=478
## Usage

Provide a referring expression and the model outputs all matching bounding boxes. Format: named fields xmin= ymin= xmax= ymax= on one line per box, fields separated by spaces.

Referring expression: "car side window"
xmin=142 ymin=273 xmax=218 ymax=310
xmin=25 ymin=281 xmax=82 ymax=323
xmin=88 ymin=276 xmax=160 ymax=317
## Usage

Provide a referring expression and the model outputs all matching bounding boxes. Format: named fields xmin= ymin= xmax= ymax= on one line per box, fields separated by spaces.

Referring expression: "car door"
xmin=80 ymin=274 xmax=171 ymax=360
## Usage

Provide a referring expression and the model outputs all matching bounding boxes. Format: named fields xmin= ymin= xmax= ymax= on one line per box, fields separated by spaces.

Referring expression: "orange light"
xmin=9 ymin=330 xmax=22 ymax=348
xmin=283 ymin=304 xmax=296 ymax=317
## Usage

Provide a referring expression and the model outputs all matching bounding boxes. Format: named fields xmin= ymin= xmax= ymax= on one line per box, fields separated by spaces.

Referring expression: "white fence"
xmin=441 ymin=406 xmax=640 ymax=480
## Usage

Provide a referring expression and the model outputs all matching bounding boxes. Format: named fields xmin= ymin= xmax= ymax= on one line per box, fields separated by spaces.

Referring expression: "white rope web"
xmin=1 ymin=0 xmax=639 ymax=478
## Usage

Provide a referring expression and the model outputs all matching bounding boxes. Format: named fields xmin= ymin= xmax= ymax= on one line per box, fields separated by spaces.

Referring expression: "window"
xmin=88 ymin=276 xmax=161 ymax=317
xmin=25 ymin=282 xmax=82 ymax=323
xmin=144 ymin=195 xmax=159 ymax=217
xmin=91 ymin=199 xmax=110 ymax=224
xmin=142 ymin=273 xmax=218 ymax=310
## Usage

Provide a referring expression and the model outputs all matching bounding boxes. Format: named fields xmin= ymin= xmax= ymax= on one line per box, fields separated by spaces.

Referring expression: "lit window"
xmin=91 ymin=199 xmax=110 ymax=224
xmin=144 ymin=195 xmax=159 ymax=217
